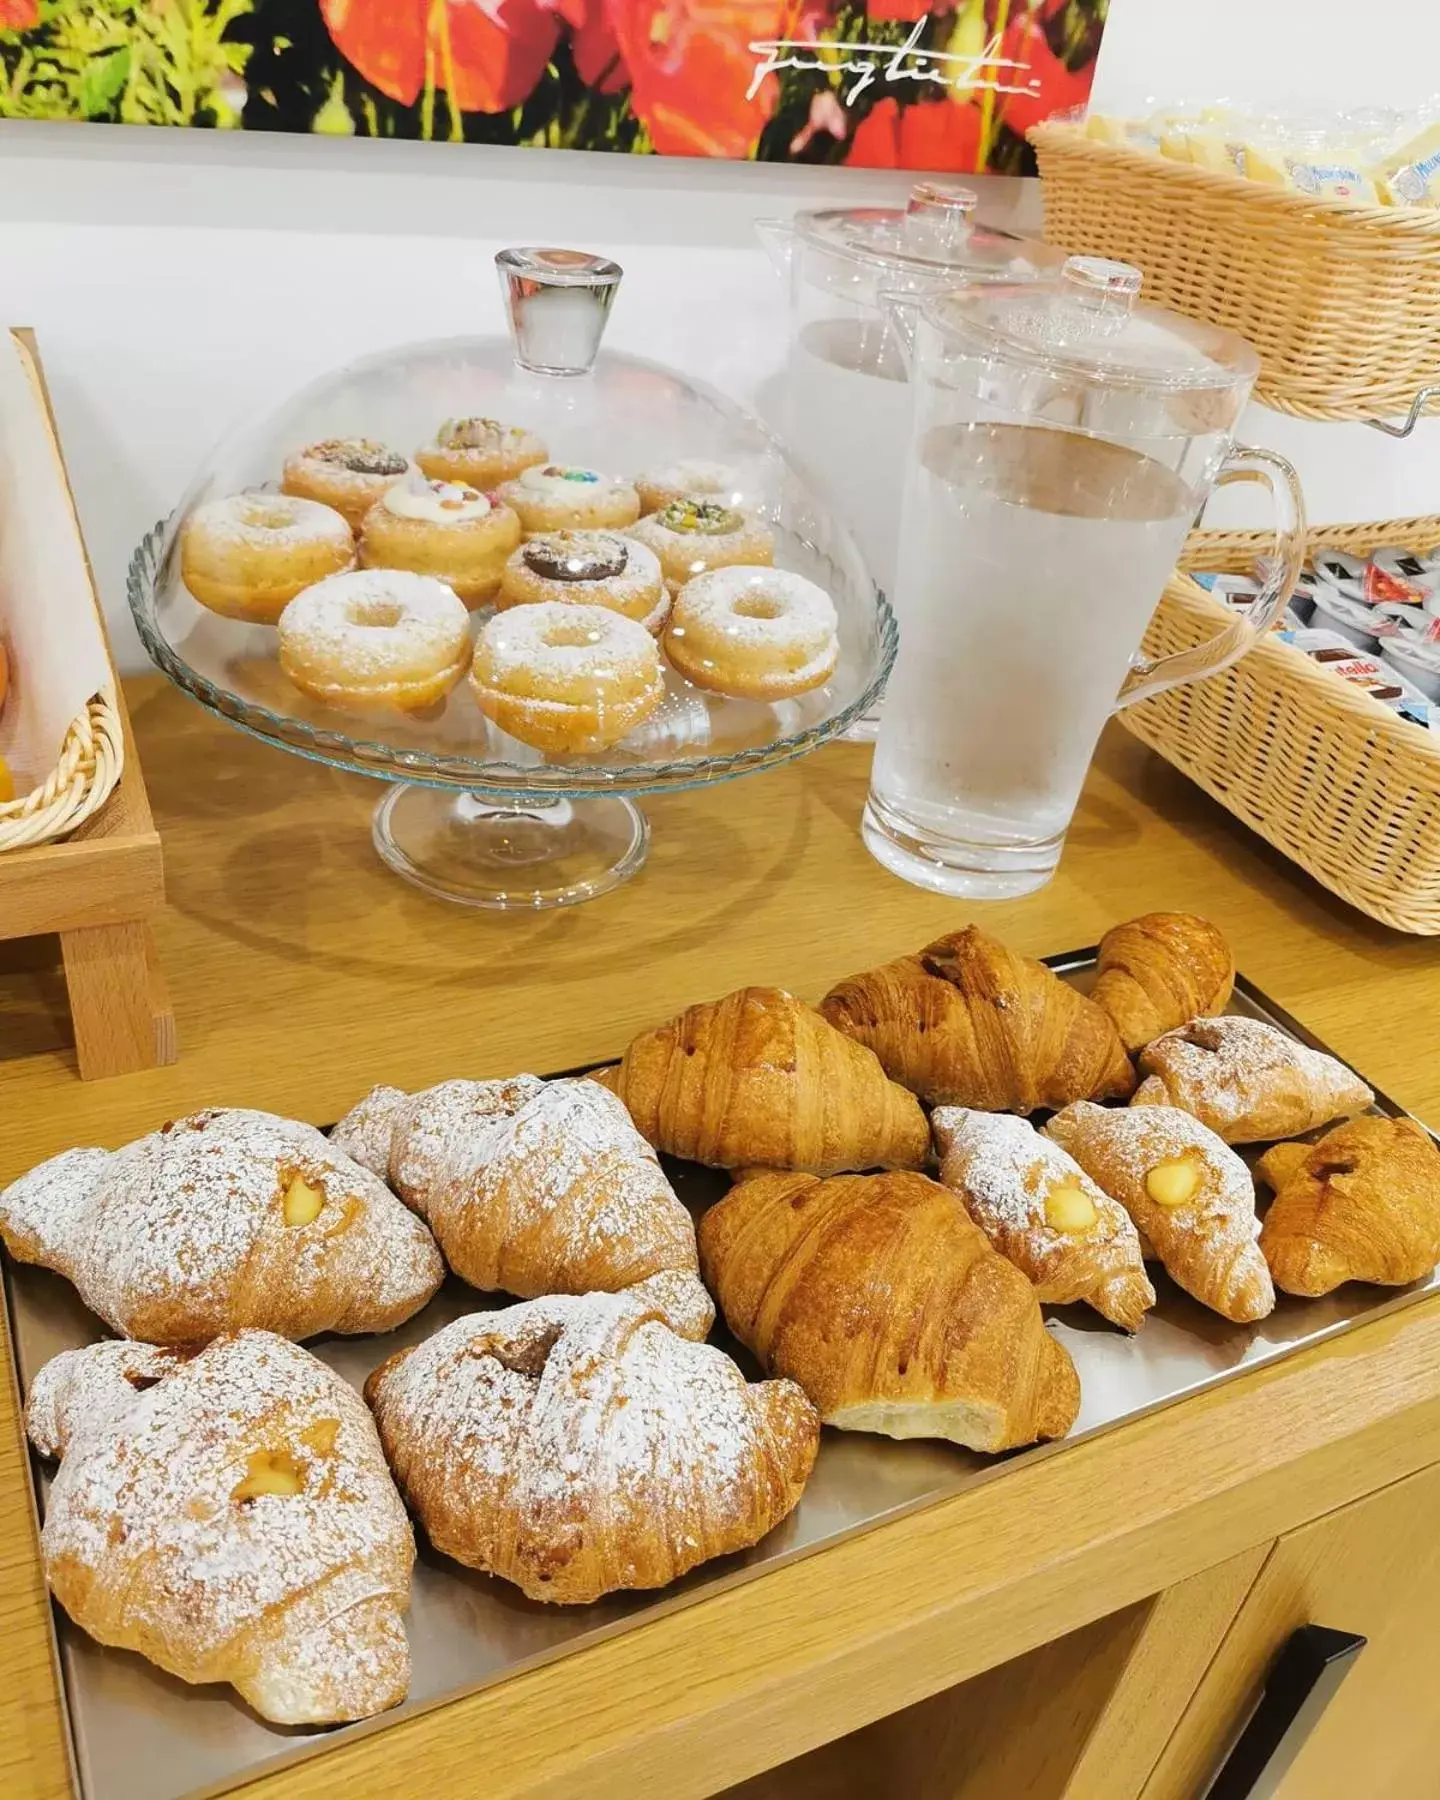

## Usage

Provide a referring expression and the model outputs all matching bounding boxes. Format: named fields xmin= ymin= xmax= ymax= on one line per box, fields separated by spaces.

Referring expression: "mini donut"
xmin=496 ymin=531 xmax=668 ymax=633
xmin=494 ymin=464 xmax=642 ymax=537
xmin=179 ymin=494 xmax=355 ymax=625
xmin=415 ymin=417 xmax=548 ymax=490
xmin=358 ymin=477 xmax=521 ymax=607
xmin=278 ymin=570 xmax=471 ymax=713
xmin=628 ymin=498 xmax=774 ymax=594
xmin=281 ymin=438 xmax=409 ymax=529
xmin=470 ymin=601 xmax=664 ymax=755
xmin=635 ymin=459 xmax=740 ymax=516
xmin=665 ymin=567 xmax=839 ymax=701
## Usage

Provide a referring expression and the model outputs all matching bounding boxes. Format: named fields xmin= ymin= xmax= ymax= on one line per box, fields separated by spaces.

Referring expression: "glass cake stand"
xmin=129 ymin=249 xmax=896 ymax=909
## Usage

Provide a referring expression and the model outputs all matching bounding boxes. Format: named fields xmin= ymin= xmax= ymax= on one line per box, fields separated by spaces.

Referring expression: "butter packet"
xmin=1373 ymin=118 xmax=1440 ymax=205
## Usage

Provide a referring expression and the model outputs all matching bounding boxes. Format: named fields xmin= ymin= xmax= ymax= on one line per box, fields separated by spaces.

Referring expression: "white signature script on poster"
xmin=746 ymin=25 xmax=1042 ymax=107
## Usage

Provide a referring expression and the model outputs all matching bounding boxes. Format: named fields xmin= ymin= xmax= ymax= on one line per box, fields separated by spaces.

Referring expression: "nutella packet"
xmin=1279 ymin=626 xmax=1436 ymax=726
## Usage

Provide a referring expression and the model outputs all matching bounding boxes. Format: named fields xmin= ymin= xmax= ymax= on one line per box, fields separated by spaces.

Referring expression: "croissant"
xmin=331 ymin=1075 xmax=713 ymax=1340
xmin=1092 ymin=912 xmax=1236 ymax=1055
xmin=698 ymin=1169 xmax=1081 ymax=1453
xmin=0 ymin=1109 xmax=444 ymax=1345
xmin=820 ymin=924 xmax=1135 ymax=1112
xmin=366 ymin=1291 xmax=818 ymax=1604
xmin=1132 ymin=1016 xmax=1374 ymax=1144
xmin=602 ymin=986 xmax=929 ymax=1175
xmin=1046 ymin=1101 xmax=1275 ymax=1323
xmin=932 ymin=1108 xmax=1155 ymax=1331
xmin=26 ymin=1330 xmax=414 ymax=1724
xmin=1257 ymin=1116 xmax=1440 ymax=1297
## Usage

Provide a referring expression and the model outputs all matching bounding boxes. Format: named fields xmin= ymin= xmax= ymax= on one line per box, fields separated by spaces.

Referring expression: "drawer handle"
xmin=1206 ymin=1624 xmax=1367 ymax=1800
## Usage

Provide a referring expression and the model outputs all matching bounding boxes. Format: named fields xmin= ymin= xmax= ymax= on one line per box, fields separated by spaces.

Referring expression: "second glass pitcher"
xmin=865 ymin=256 xmax=1305 ymax=899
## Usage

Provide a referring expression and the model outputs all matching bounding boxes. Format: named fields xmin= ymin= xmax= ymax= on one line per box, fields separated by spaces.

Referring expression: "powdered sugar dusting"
xmin=366 ymin=1292 xmax=817 ymax=1603
xmin=1137 ymin=1017 xmax=1373 ymax=1140
xmin=0 ymin=1109 xmax=443 ymax=1343
xmin=278 ymin=569 xmax=469 ymax=681
xmin=1046 ymin=1101 xmax=1258 ymax=1237
xmin=330 ymin=1076 xmax=713 ymax=1338
xmin=477 ymin=601 xmax=659 ymax=684
xmin=187 ymin=492 xmax=354 ymax=549
xmin=27 ymin=1331 xmax=413 ymax=1723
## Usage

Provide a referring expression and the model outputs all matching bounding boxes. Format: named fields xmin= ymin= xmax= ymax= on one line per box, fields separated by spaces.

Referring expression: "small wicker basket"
xmin=1124 ymin=520 xmax=1440 ymax=935
xmin=0 ymin=690 xmax=124 ymax=854
xmin=1029 ymin=121 xmax=1440 ymax=423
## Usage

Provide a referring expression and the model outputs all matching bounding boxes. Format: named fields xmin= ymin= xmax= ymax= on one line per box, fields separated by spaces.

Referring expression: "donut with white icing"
xmin=635 ymin=459 xmax=740 ymax=517
xmin=628 ymin=498 xmax=774 ymax=594
xmin=180 ymin=493 xmax=356 ymax=625
xmin=496 ymin=531 xmax=668 ymax=633
xmin=281 ymin=438 xmax=409 ymax=529
xmin=664 ymin=567 xmax=839 ymax=701
xmin=278 ymin=570 xmax=471 ymax=713
xmin=494 ymin=464 xmax=642 ymax=537
xmin=415 ymin=417 xmax=548 ymax=491
xmin=470 ymin=601 xmax=664 ymax=754
xmin=358 ymin=476 xmax=521 ymax=607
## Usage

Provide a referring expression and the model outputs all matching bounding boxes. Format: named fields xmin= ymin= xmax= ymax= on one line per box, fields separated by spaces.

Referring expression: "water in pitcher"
xmin=868 ymin=420 xmax=1198 ymax=884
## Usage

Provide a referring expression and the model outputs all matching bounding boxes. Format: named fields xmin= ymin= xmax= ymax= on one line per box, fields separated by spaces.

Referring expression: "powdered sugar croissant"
xmin=332 ymin=1075 xmax=714 ymax=1340
xmin=27 ymin=1330 xmax=414 ymax=1724
xmin=0 ymin=1109 xmax=444 ymax=1345
xmin=366 ymin=1291 xmax=818 ymax=1605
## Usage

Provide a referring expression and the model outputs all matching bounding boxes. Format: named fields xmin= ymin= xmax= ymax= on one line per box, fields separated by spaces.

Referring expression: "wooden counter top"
xmin=3 ymin=676 xmax=1439 ymax=1799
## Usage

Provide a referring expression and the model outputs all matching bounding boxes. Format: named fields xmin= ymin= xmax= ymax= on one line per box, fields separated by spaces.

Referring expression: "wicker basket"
xmin=0 ymin=689 xmax=124 ymax=854
xmin=1029 ymin=121 xmax=1440 ymax=423
xmin=1183 ymin=514 xmax=1440 ymax=575
xmin=1125 ymin=523 xmax=1440 ymax=934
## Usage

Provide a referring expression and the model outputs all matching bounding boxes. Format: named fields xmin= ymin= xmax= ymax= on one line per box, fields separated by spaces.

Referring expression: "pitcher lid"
xmin=923 ymin=255 xmax=1260 ymax=392
xmin=794 ymin=184 xmax=1067 ymax=284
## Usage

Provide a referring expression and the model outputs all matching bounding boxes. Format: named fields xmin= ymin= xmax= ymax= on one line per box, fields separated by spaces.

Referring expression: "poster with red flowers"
xmin=0 ymin=1 xmax=1106 ymax=170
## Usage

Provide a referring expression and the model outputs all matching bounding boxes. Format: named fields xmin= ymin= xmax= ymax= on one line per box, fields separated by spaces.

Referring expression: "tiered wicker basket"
xmin=1029 ymin=121 xmax=1440 ymax=422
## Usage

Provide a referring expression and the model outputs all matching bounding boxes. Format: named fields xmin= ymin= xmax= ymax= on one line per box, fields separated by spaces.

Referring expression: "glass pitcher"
xmin=756 ymin=188 xmax=1065 ymax=726
xmin=865 ymin=256 xmax=1305 ymax=899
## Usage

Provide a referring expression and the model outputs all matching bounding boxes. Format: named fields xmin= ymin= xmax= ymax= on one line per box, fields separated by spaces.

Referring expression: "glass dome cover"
xmin=130 ymin=248 xmax=896 ymax=907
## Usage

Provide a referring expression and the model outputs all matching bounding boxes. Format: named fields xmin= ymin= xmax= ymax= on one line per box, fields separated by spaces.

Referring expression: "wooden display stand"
xmin=0 ymin=331 xmax=173 ymax=1080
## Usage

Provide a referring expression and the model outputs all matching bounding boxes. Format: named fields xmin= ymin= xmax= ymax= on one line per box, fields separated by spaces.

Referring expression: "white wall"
xmin=1 ymin=0 xmax=1437 ymax=673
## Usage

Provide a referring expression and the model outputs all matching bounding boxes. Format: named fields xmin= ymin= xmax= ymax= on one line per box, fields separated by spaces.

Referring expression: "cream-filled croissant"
xmin=1046 ymin=1101 xmax=1275 ymax=1323
xmin=0 ymin=1109 xmax=444 ymax=1344
xmin=699 ymin=1169 xmax=1081 ymax=1453
xmin=1132 ymin=1016 xmax=1373 ymax=1144
xmin=332 ymin=1075 xmax=713 ymax=1340
xmin=27 ymin=1331 xmax=414 ymax=1724
xmin=365 ymin=1291 xmax=818 ymax=1605
xmin=932 ymin=1108 xmax=1155 ymax=1332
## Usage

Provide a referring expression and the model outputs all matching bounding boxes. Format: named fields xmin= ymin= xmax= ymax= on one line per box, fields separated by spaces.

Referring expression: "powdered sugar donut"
xmin=635 ymin=459 xmax=740 ymax=516
xmin=496 ymin=531 xmax=668 ymax=633
xmin=415 ymin=417 xmax=548 ymax=490
xmin=278 ymin=570 xmax=471 ymax=713
xmin=358 ymin=476 xmax=521 ymax=607
xmin=470 ymin=601 xmax=664 ymax=754
xmin=180 ymin=493 xmax=355 ymax=625
xmin=494 ymin=464 xmax=642 ymax=537
xmin=281 ymin=438 xmax=409 ymax=529
xmin=628 ymin=498 xmax=774 ymax=593
xmin=665 ymin=567 xmax=839 ymax=701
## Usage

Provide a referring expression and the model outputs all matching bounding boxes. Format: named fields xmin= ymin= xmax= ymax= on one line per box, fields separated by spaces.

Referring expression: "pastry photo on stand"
xmin=357 ymin=470 xmax=521 ymax=606
xmin=26 ymin=1331 xmax=415 ymax=1724
xmin=179 ymin=491 xmax=355 ymax=624
xmin=628 ymin=496 xmax=774 ymax=592
xmin=664 ymin=567 xmax=839 ymax=701
xmin=281 ymin=436 xmax=409 ymax=528
xmin=365 ymin=1290 xmax=819 ymax=1606
xmin=277 ymin=568 xmax=471 ymax=714
xmin=494 ymin=463 xmax=642 ymax=536
xmin=331 ymin=1073 xmax=714 ymax=1340
xmin=698 ymin=1169 xmax=1081 ymax=1454
xmin=635 ymin=458 xmax=742 ymax=516
xmin=0 ymin=1107 xmax=445 ymax=1344
xmin=415 ymin=415 xmax=548 ymax=490
xmin=496 ymin=530 xmax=668 ymax=633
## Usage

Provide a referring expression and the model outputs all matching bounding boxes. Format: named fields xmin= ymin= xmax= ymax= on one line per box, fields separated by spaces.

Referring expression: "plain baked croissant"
xmin=1046 ymin=1101 xmax=1275 ymax=1323
xmin=1092 ymin=912 xmax=1236 ymax=1055
xmin=331 ymin=1074 xmax=713 ymax=1340
xmin=1257 ymin=1115 xmax=1440 ymax=1296
xmin=1132 ymin=1016 xmax=1374 ymax=1144
xmin=366 ymin=1291 xmax=819 ymax=1604
xmin=932 ymin=1108 xmax=1155 ymax=1332
xmin=27 ymin=1330 xmax=414 ymax=1724
xmin=820 ymin=924 xmax=1135 ymax=1112
xmin=599 ymin=985 xmax=929 ymax=1174
xmin=698 ymin=1169 xmax=1081 ymax=1453
xmin=0 ymin=1108 xmax=444 ymax=1344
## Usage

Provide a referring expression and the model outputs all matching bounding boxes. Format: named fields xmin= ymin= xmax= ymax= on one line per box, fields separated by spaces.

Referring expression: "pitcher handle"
xmin=1114 ymin=444 xmax=1306 ymax=711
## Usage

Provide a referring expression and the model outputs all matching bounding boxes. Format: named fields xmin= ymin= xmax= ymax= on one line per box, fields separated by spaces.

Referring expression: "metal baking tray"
xmin=7 ymin=957 xmax=1438 ymax=1800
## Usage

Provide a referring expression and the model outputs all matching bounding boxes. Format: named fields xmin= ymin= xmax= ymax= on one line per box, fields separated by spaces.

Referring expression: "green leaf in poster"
xmin=78 ymin=47 xmax=130 ymax=120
